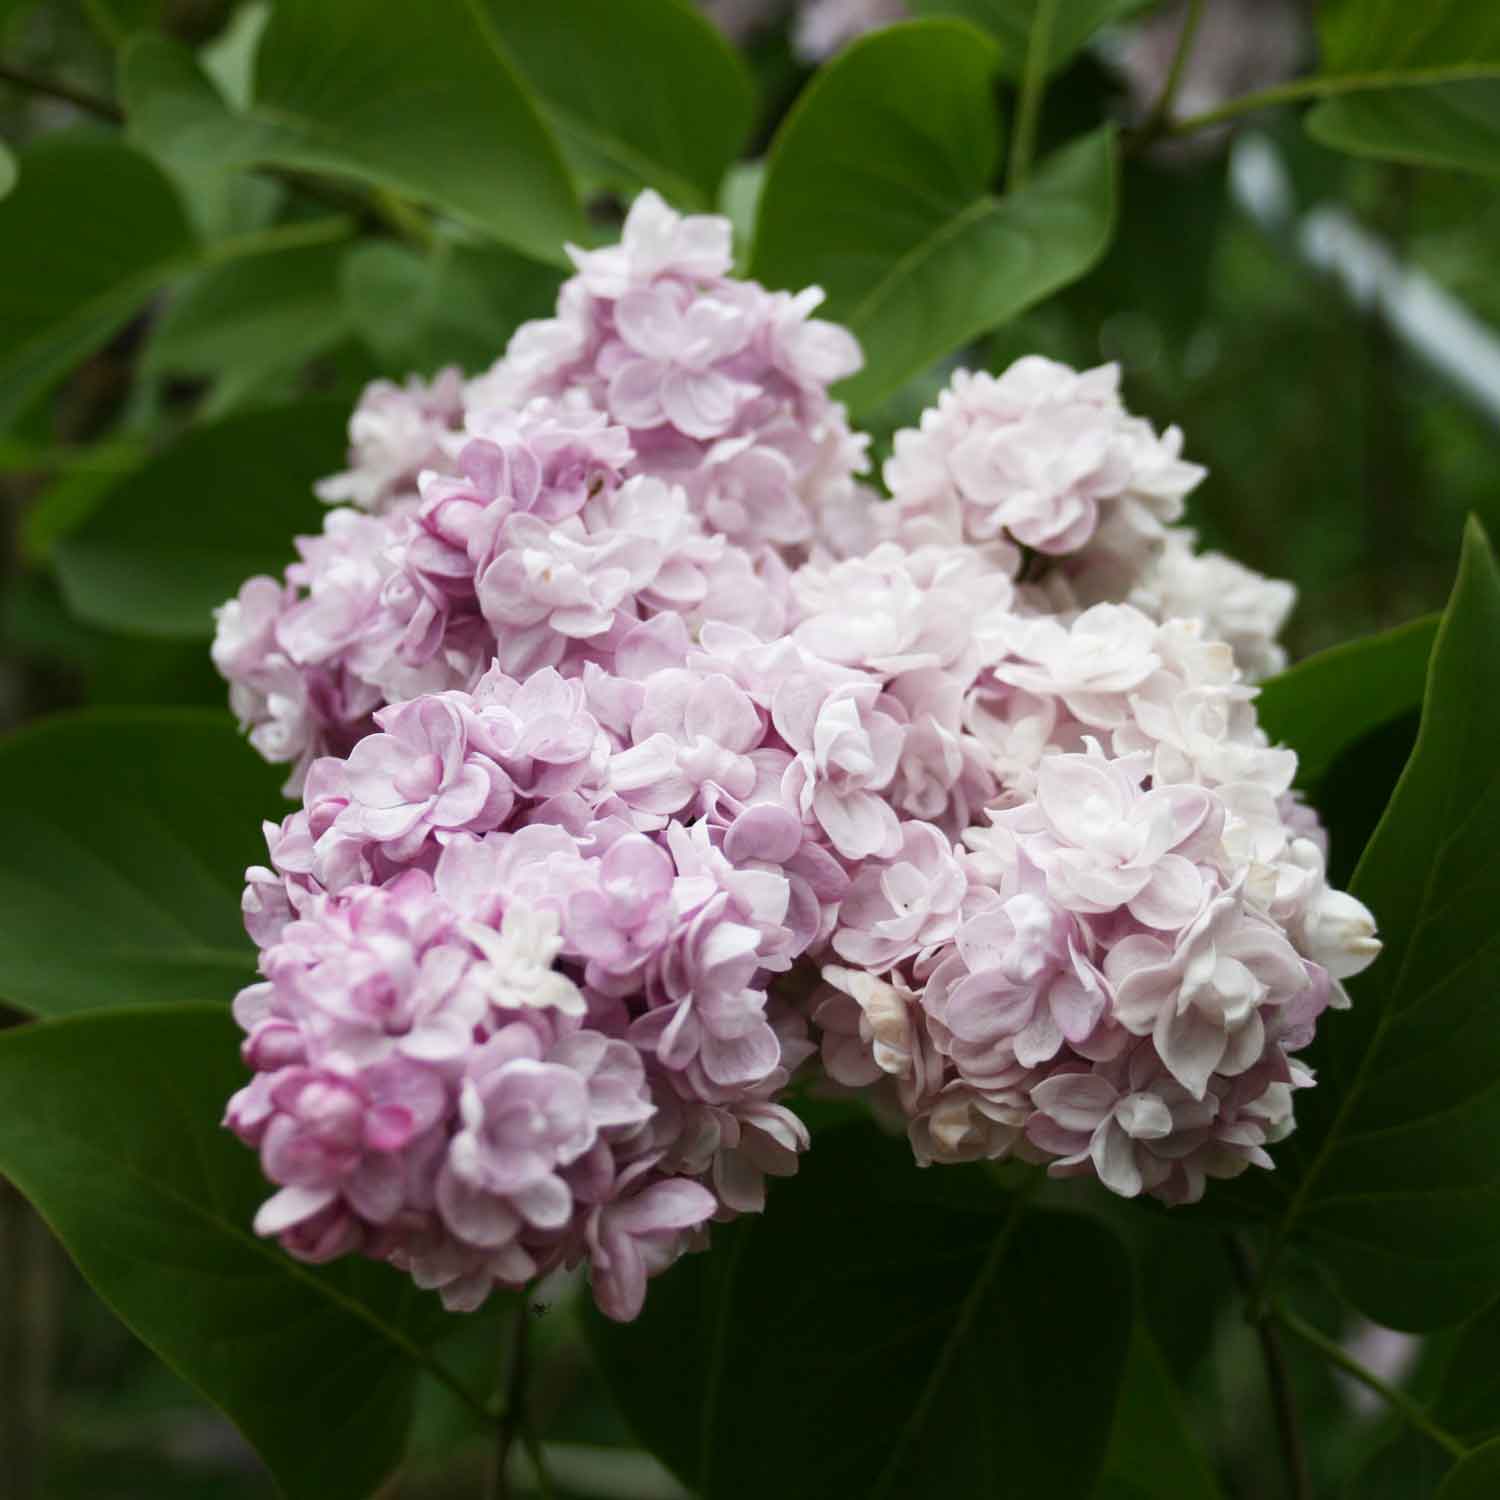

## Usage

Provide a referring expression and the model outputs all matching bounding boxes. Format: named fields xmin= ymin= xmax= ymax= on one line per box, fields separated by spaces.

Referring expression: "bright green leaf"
xmin=1435 ymin=1438 xmax=1500 ymax=1500
xmin=1305 ymin=1 xmax=1500 ymax=176
xmin=144 ymin=239 xmax=354 ymax=413
xmin=342 ymin=239 xmax=562 ymax=375
xmin=0 ymin=1005 xmax=469 ymax=1499
xmin=910 ymin=0 xmax=1146 ymax=78
xmin=1317 ymin=3 xmax=1500 ymax=74
xmin=588 ymin=1126 xmax=1133 ymax=1499
xmin=1095 ymin=1327 xmax=1224 ymax=1500
xmin=54 ymin=401 xmax=343 ymax=639
xmin=484 ymin=0 xmax=754 ymax=208
xmin=120 ymin=33 xmax=280 ymax=237
xmin=200 ymin=0 xmax=271 ymax=111
xmin=0 ymin=711 xmax=284 ymax=1015
xmin=1309 ymin=83 xmax=1500 ymax=178
xmin=751 ymin=21 xmax=1115 ymax=414
xmin=0 ymin=141 xmax=15 ymax=200
xmin=720 ymin=159 xmax=764 ymax=268
xmin=1264 ymin=518 xmax=1500 ymax=1329
xmin=1422 ymin=1296 xmax=1500 ymax=1448
xmin=0 ymin=134 xmax=198 ymax=433
xmin=121 ymin=4 xmax=582 ymax=262
xmin=1257 ymin=614 xmax=1438 ymax=787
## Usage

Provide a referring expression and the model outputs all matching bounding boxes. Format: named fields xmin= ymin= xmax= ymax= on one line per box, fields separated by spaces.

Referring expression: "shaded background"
xmin=1 ymin=0 xmax=1493 ymax=1496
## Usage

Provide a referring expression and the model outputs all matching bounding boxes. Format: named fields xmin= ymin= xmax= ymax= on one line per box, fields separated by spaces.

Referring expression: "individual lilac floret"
xmin=883 ymin=357 xmax=1204 ymax=579
xmin=1130 ymin=526 xmax=1297 ymax=681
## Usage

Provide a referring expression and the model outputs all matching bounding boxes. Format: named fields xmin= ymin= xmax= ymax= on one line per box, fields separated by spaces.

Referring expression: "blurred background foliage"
xmin=2 ymin=0 xmax=1498 ymax=1497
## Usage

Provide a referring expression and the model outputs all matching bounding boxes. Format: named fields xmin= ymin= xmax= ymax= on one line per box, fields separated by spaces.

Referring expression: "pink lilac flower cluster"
xmin=217 ymin=191 xmax=1378 ymax=1322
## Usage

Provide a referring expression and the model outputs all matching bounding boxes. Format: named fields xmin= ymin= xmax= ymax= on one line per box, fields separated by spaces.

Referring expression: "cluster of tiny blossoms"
xmin=216 ymin=191 xmax=1378 ymax=1322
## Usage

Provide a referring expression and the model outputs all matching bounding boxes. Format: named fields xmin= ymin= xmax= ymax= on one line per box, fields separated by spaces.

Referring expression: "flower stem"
xmin=1165 ymin=62 xmax=1500 ymax=140
xmin=1007 ymin=0 xmax=1058 ymax=192
xmin=1274 ymin=1302 xmax=1469 ymax=1461
xmin=1225 ymin=1235 xmax=1311 ymax=1500
xmin=489 ymin=1297 xmax=540 ymax=1499
xmin=1137 ymin=0 xmax=1208 ymax=145
xmin=0 ymin=62 xmax=123 ymax=124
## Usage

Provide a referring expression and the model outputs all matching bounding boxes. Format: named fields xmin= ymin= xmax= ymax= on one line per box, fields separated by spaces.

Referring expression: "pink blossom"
xmin=775 ymin=676 xmax=905 ymax=860
xmin=832 ymin=822 xmax=966 ymax=970
xmin=342 ymin=697 xmax=511 ymax=859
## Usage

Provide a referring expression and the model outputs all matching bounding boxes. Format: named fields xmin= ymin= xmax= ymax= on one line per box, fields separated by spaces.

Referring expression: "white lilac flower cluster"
xmin=216 ymin=191 xmax=1377 ymax=1322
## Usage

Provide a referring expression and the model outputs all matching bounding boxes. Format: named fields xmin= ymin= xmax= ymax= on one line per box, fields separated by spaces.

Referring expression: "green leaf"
xmin=1436 ymin=1438 xmax=1500 ymax=1500
xmin=1257 ymin=614 xmax=1439 ymax=787
xmin=588 ymin=1126 xmax=1133 ymax=1499
xmin=0 ymin=134 xmax=198 ymax=433
xmin=720 ymin=159 xmax=765 ymax=268
xmin=200 ymin=0 xmax=270 ymax=111
xmin=124 ymin=2 xmax=584 ymax=263
xmin=0 ymin=711 xmax=283 ymax=1015
xmin=1305 ymin=1 xmax=1500 ymax=176
xmin=0 ymin=141 xmax=15 ymax=200
xmin=120 ymin=32 xmax=281 ymax=237
xmin=1312 ymin=710 xmax=1422 ymax=890
xmin=342 ymin=239 xmax=563 ymax=375
xmin=1309 ymin=81 xmax=1500 ymax=177
xmin=751 ymin=21 xmax=1115 ymax=414
xmin=1423 ymin=1296 xmax=1500 ymax=1448
xmin=1095 ymin=1327 xmax=1224 ymax=1499
xmin=910 ymin=0 xmax=1146 ymax=78
xmin=54 ymin=401 xmax=343 ymax=639
xmin=0 ymin=1005 xmax=469 ymax=1500
xmin=484 ymin=0 xmax=754 ymax=208
xmin=1264 ymin=518 xmax=1500 ymax=1329
xmin=144 ymin=239 xmax=354 ymax=414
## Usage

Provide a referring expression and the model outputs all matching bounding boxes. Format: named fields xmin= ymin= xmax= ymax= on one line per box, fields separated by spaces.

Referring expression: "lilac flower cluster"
xmin=218 ymin=191 xmax=1377 ymax=1321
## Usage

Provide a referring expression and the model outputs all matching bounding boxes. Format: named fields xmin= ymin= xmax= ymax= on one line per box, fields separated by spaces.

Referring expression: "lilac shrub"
xmin=216 ymin=191 xmax=1378 ymax=1322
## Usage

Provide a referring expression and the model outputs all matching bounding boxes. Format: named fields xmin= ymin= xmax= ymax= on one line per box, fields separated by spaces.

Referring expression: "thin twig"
xmin=1225 ymin=1235 xmax=1312 ymax=1500
xmin=1275 ymin=1302 xmax=1469 ymax=1461
xmin=1136 ymin=0 xmax=1208 ymax=147
xmin=1166 ymin=62 xmax=1500 ymax=140
xmin=1006 ymin=0 xmax=1058 ymax=192
xmin=0 ymin=61 xmax=123 ymax=123
xmin=490 ymin=1299 xmax=531 ymax=1500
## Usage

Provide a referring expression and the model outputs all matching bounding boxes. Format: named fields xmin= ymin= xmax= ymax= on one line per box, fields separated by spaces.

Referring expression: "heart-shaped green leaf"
xmin=751 ymin=21 xmax=1115 ymax=414
xmin=484 ymin=0 xmax=754 ymax=208
xmin=1256 ymin=614 xmax=1438 ymax=788
xmin=588 ymin=1126 xmax=1133 ymax=1499
xmin=911 ymin=0 xmax=1147 ymax=78
xmin=341 ymin=239 xmax=563 ymax=375
xmin=0 ymin=1005 xmax=478 ymax=1500
xmin=0 ymin=711 xmax=284 ymax=1015
xmin=121 ymin=1 xmax=583 ymax=263
xmin=54 ymin=401 xmax=343 ymax=639
xmin=1095 ymin=1327 xmax=1225 ymax=1499
xmin=144 ymin=238 xmax=354 ymax=414
xmin=1259 ymin=519 xmax=1500 ymax=1329
xmin=1305 ymin=1 xmax=1500 ymax=176
xmin=0 ymin=134 xmax=198 ymax=432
